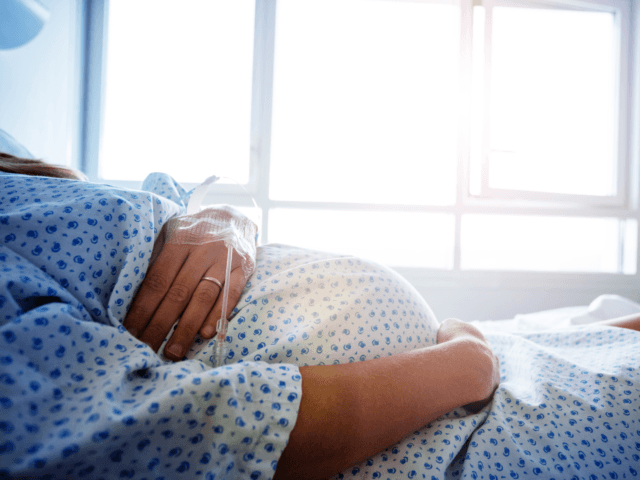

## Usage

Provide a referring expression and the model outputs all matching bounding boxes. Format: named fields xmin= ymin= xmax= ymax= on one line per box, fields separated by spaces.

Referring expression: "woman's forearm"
xmin=598 ymin=313 xmax=640 ymax=332
xmin=274 ymin=337 xmax=496 ymax=480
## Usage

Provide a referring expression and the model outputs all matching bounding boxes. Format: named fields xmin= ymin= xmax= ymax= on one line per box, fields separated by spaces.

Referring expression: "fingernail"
xmin=201 ymin=326 xmax=214 ymax=337
xmin=166 ymin=344 xmax=183 ymax=358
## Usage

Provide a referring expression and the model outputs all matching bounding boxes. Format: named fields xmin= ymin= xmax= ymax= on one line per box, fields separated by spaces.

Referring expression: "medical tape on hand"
xmin=164 ymin=177 xmax=259 ymax=279
xmin=186 ymin=175 xmax=220 ymax=216
xmin=163 ymin=207 xmax=257 ymax=278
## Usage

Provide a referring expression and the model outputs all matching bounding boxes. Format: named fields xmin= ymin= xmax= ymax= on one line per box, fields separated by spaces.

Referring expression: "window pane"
xmin=623 ymin=219 xmax=637 ymax=274
xmin=486 ymin=7 xmax=617 ymax=196
xmin=469 ymin=5 xmax=486 ymax=196
xmin=270 ymin=0 xmax=460 ymax=205
xmin=101 ymin=0 xmax=254 ymax=183
xmin=461 ymin=214 xmax=622 ymax=272
xmin=269 ymin=209 xmax=454 ymax=269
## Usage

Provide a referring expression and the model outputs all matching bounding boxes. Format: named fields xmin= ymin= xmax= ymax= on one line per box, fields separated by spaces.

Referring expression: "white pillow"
xmin=0 ymin=128 xmax=34 ymax=159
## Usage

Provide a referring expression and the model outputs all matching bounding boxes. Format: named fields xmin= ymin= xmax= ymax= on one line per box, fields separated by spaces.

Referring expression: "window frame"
xmin=80 ymin=0 xmax=640 ymax=310
xmin=470 ymin=0 xmax=630 ymax=208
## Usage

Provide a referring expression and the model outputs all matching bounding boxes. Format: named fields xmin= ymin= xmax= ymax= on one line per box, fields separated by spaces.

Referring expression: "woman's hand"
xmin=123 ymin=206 xmax=257 ymax=361
xmin=123 ymin=239 xmax=253 ymax=361
xmin=437 ymin=318 xmax=500 ymax=412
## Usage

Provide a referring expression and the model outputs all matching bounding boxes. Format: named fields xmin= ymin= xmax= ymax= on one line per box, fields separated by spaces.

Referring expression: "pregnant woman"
xmin=1 ymin=141 xmax=639 ymax=479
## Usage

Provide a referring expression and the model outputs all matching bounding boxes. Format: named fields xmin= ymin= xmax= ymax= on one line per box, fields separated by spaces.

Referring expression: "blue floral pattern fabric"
xmin=184 ymin=244 xmax=440 ymax=367
xmin=452 ymin=328 xmax=640 ymax=480
xmin=2 ymin=171 xmax=640 ymax=480
xmin=0 ymin=172 xmax=301 ymax=480
xmin=189 ymin=245 xmax=640 ymax=480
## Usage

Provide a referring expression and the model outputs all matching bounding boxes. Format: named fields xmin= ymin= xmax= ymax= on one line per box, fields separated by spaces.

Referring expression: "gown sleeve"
xmin=0 ymin=172 xmax=302 ymax=480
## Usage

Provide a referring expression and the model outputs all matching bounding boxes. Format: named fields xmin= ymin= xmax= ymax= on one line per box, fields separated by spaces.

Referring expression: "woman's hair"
xmin=0 ymin=152 xmax=87 ymax=181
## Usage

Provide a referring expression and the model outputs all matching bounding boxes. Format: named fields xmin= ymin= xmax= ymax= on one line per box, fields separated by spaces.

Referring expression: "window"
xmin=100 ymin=0 xmax=254 ymax=184
xmin=270 ymin=0 xmax=459 ymax=207
xmin=89 ymin=0 xmax=635 ymax=280
xmin=470 ymin=2 xmax=623 ymax=203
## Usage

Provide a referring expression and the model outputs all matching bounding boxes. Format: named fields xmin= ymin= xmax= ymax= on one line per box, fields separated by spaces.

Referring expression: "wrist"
xmin=460 ymin=337 xmax=500 ymax=404
xmin=414 ymin=338 xmax=495 ymax=407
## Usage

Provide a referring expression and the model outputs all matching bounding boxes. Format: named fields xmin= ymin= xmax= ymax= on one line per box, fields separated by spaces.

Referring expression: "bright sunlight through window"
xmin=270 ymin=0 xmax=460 ymax=206
xmin=100 ymin=0 xmax=632 ymax=274
xmin=101 ymin=0 xmax=254 ymax=184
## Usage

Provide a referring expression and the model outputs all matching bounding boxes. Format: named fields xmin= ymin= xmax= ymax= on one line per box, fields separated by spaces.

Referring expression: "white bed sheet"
xmin=471 ymin=294 xmax=640 ymax=333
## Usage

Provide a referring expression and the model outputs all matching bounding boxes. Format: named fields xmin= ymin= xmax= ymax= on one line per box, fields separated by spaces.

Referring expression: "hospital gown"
xmin=211 ymin=247 xmax=640 ymax=480
xmin=1 ymin=172 xmax=640 ymax=480
xmin=0 ymin=173 xmax=300 ymax=479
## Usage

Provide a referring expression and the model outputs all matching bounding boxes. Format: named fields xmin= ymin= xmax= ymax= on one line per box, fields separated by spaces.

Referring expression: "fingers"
xmin=151 ymin=246 xmax=243 ymax=358
xmin=125 ymin=238 xmax=254 ymax=360
xmin=162 ymin=275 xmax=223 ymax=361
xmin=436 ymin=318 xmax=465 ymax=344
xmin=123 ymin=244 xmax=189 ymax=337
xmin=162 ymin=263 xmax=249 ymax=361
xmin=139 ymin=249 xmax=226 ymax=352
xmin=199 ymin=266 xmax=249 ymax=339
xmin=437 ymin=318 xmax=486 ymax=344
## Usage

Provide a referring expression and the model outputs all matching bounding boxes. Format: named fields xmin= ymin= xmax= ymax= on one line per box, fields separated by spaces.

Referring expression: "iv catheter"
xmin=213 ymin=243 xmax=233 ymax=368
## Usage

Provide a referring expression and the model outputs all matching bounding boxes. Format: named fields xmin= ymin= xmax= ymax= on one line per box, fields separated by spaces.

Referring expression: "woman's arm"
xmin=598 ymin=313 xmax=640 ymax=332
xmin=274 ymin=329 xmax=499 ymax=480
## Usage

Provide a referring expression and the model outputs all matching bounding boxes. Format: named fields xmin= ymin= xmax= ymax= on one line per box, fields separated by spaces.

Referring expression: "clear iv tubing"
xmin=213 ymin=242 xmax=234 ymax=368
xmin=177 ymin=173 xmax=260 ymax=367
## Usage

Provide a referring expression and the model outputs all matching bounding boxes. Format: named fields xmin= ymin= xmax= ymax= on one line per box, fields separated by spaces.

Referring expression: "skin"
xmin=0 ymin=161 xmax=255 ymax=362
xmin=124 ymin=227 xmax=502 ymax=479
xmin=599 ymin=312 xmax=640 ymax=331
xmin=123 ymin=219 xmax=640 ymax=479
xmin=123 ymin=229 xmax=254 ymax=361
xmin=274 ymin=319 xmax=500 ymax=480
xmin=272 ymin=314 xmax=640 ymax=479
xmin=17 ymin=157 xmax=639 ymax=479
